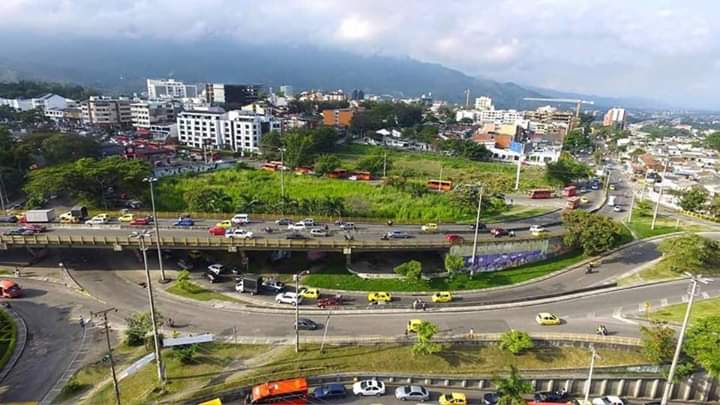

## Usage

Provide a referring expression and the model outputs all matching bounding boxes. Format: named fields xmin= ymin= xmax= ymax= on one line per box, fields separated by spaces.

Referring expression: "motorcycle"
xmin=596 ymin=326 xmax=608 ymax=336
xmin=263 ymin=227 xmax=273 ymax=234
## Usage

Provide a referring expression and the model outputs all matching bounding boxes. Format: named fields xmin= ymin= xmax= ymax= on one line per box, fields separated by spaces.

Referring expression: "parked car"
xmin=368 ymin=291 xmax=392 ymax=303
xmin=275 ymin=218 xmax=292 ymax=225
xmin=262 ymin=279 xmax=285 ymax=293
xmin=288 ymin=222 xmax=307 ymax=231
xmin=439 ymin=392 xmax=467 ymax=405
xmin=0 ymin=215 xmax=18 ymax=223
xmin=207 ymin=264 xmax=227 ymax=276
xmin=275 ymin=292 xmax=302 ymax=305
xmin=482 ymin=392 xmax=499 ymax=405
xmin=231 ymin=213 xmax=249 ymax=225
xmin=446 ymin=234 xmax=464 ymax=244
xmin=295 ymin=318 xmax=319 ymax=330
xmin=225 ymin=228 xmax=254 ymax=239
xmin=395 ymin=385 xmax=429 ymax=401
xmin=534 ymin=389 xmax=568 ymax=402
xmin=286 ymin=232 xmax=308 ymax=240
xmin=352 ymin=379 xmax=385 ymax=396
xmin=421 ymin=223 xmax=438 ymax=232
xmin=130 ymin=216 xmax=153 ymax=226
xmin=431 ymin=291 xmax=453 ymax=303
xmin=310 ymin=228 xmax=329 ymax=237
xmin=592 ymin=396 xmax=624 ymax=405
xmin=313 ymin=383 xmax=347 ymax=400
xmin=536 ymin=312 xmax=561 ymax=325
xmin=384 ymin=230 xmax=411 ymax=239
xmin=208 ymin=226 xmax=226 ymax=236
xmin=174 ymin=217 xmax=194 ymax=227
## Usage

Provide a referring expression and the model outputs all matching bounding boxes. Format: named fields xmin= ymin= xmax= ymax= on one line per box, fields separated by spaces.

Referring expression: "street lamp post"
xmin=660 ymin=273 xmax=711 ymax=405
xmin=294 ymin=269 xmax=310 ymax=352
xmin=279 ymin=148 xmax=286 ymax=215
xmin=144 ymin=177 xmax=167 ymax=283
xmin=470 ymin=186 xmax=484 ymax=271
xmin=92 ymin=307 xmax=121 ymax=405
xmin=131 ymin=230 xmax=165 ymax=385
xmin=583 ymin=345 xmax=600 ymax=403
xmin=651 ymin=159 xmax=669 ymax=230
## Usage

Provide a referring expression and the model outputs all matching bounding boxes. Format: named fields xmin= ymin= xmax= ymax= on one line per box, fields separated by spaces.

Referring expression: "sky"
xmin=1 ymin=0 xmax=720 ymax=108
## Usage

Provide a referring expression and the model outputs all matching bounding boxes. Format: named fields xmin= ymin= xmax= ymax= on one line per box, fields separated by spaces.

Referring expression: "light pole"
xmin=651 ymin=159 xmax=669 ymax=230
xmin=92 ymin=307 xmax=121 ymax=405
xmin=514 ymin=143 xmax=525 ymax=191
xmin=279 ymin=147 xmax=286 ymax=215
xmin=470 ymin=186 xmax=484 ymax=271
xmin=294 ymin=269 xmax=310 ymax=352
xmin=438 ymin=166 xmax=443 ymax=192
xmin=626 ymin=189 xmax=636 ymax=223
xmin=660 ymin=272 xmax=712 ymax=405
xmin=144 ymin=177 xmax=167 ymax=283
xmin=131 ymin=230 xmax=165 ymax=385
xmin=583 ymin=345 xmax=600 ymax=403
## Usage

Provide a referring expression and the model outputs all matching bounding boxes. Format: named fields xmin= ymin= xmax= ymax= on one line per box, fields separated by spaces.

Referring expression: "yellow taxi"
xmin=368 ymin=291 xmax=392 ymax=303
xmin=536 ymin=312 xmax=561 ymax=326
xmin=214 ymin=220 xmax=233 ymax=229
xmin=421 ymin=223 xmax=438 ymax=232
xmin=299 ymin=288 xmax=319 ymax=299
xmin=431 ymin=291 xmax=453 ymax=303
xmin=118 ymin=213 xmax=135 ymax=222
xmin=406 ymin=319 xmax=423 ymax=333
xmin=94 ymin=213 xmax=110 ymax=220
xmin=580 ymin=196 xmax=590 ymax=204
xmin=439 ymin=392 xmax=467 ymax=405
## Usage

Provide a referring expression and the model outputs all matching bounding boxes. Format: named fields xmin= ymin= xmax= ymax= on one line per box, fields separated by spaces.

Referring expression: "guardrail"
xmin=0 ymin=231 xmax=563 ymax=251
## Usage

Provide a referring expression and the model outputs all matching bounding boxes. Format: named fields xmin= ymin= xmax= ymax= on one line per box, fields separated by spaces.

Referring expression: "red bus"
xmin=528 ymin=189 xmax=554 ymax=199
xmin=562 ymin=185 xmax=577 ymax=197
xmin=426 ymin=179 xmax=453 ymax=192
xmin=246 ymin=377 xmax=308 ymax=404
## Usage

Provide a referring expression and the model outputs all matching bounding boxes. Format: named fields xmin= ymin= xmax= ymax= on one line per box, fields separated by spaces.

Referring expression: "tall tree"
xmin=562 ymin=210 xmax=624 ymax=255
xmin=411 ymin=320 xmax=442 ymax=356
xmin=640 ymin=321 xmax=676 ymax=364
xmin=678 ymin=187 xmax=708 ymax=213
xmin=259 ymin=130 xmax=282 ymax=160
xmin=282 ymin=132 xmax=314 ymax=169
xmin=685 ymin=315 xmax=720 ymax=376
xmin=657 ymin=234 xmax=720 ymax=274
xmin=494 ymin=366 xmax=532 ymax=405
xmin=313 ymin=154 xmax=341 ymax=175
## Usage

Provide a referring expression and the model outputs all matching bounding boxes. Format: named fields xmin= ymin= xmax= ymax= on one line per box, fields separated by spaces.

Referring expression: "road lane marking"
xmin=612 ymin=308 xmax=638 ymax=325
xmin=681 ymin=295 xmax=689 ymax=303
xmin=660 ymin=298 xmax=668 ymax=307
xmin=638 ymin=303 xmax=646 ymax=312
xmin=586 ymin=312 xmax=596 ymax=319
xmin=702 ymin=292 xmax=710 ymax=299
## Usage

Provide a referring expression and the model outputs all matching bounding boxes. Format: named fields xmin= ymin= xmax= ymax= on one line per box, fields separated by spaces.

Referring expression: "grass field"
xmin=649 ymin=296 xmax=720 ymax=324
xmin=0 ymin=309 xmax=16 ymax=372
xmin=154 ymin=145 xmax=556 ymax=222
xmin=85 ymin=342 xmax=648 ymax=404
xmin=303 ymin=250 xmax=586 ymax=292
xmin=166 ymin=280 xmax=240 ymax=303
xmin=617 ymin=261 xmax=681 ymax=286
xmin=625 ymin=209 xmax=703 ymax=239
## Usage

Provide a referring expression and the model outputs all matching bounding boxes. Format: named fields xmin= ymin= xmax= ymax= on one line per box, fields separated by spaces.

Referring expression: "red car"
xmin=0 ymin=280 xmax=22 ymax=298
xmin=22 ymin=224 xmax=47 ymax=233
xmin=129 ymin=216 xmax=153 ymax=226
xmin=317 ymin=295 xmax=344 ymax=308
xmin=446 ymin=234 xmax=464 ymax=244
xmin=208 ymin=226 xmax=226 ymax=236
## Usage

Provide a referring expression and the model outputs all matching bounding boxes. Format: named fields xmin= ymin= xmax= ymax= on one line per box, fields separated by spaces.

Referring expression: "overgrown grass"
xmin=625 ymin=209 xmax=703 ymax=239
xmin=650 ymin=296 xmax=720 ymax=324
xmin=617 ymin=260 xmax=681 ymax=286
xmin=0 ymin=309 xmax=16 ymax=372
xmin=166 ymin=280 xmax=240 ymax=303
xmin=303 ymin=250 xmax=586 ymax=292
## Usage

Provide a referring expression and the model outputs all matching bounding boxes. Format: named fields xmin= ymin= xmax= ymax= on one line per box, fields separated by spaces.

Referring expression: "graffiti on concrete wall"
xmin=463 ymin=250 xmax=545 ymax=272
xmin=448 ymin=236 xmax=566 ymax=273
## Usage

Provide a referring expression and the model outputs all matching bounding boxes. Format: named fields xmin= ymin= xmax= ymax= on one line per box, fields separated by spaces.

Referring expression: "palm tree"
xmin=494 ymin=366 xmax=531 ymax=405
xmin=320 ymin=196 xmax=346 ymax=218
xmin=236 ymin=194 xmax=265 ymax=214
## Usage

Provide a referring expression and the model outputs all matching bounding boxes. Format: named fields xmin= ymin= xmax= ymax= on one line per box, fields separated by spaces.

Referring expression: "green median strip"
xmin=649 ymin=296 xmax=720 ymax=325
xmin=0 ymin=308 xmax=17 ymax=372
xmin=303 ymin=250 xmax=586 ymax=292
xmin=166 ymin=281 xmax=240 ymax=303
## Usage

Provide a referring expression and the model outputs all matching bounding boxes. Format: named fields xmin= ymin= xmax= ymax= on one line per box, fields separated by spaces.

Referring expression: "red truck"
xmin=528 ymin=189 xmax=554 ymax=199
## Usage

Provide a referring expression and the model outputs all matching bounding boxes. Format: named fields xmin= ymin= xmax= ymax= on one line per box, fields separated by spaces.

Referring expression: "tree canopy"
xmin=350 ymin=101 xmax=424 ymax=133
xmin=706 ymin=132 xmax=720 ymax=152
xmin=0 ymin=80 xmax=98 ymax=100
xmin=440 ymin=139 xmax=492 ymax=161
xmin=678 ymin=186 xmax=708 ymax=213
xmin=685 ymin=315 xmax=720 ymax=376
xmin=545 ymin=152 xmax=592 ymax=185
xmin=657 ymin=234 xmax=720 ymax=274
xmin=561 ymin=211 xmax=625 ymax=255
xmin=562 ymin=129 xmax=593 ymax=154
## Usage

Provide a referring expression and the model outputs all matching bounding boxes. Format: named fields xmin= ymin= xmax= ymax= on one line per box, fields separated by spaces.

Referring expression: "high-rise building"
xmin=206 ymin=83 xmax=261 ymax=108
xmin=351 ymin=89 xmax=365 ymax=101
xmin=603 ymin=107 xmax=627 ymax=129
xmin=474 ymin=96 xmax=494 ymax=111
xmin=146 ymin=79 xmax=198 ymax=99
xmin=81 ymin=96 xmax=132 ymax=126
xmin=176 ymin=108 xmax=280 ymax=154
xmin=279 ymin=85 xmax=295 ymax=98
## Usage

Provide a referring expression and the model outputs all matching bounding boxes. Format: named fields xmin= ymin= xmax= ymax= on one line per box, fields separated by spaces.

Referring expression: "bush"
xmin=640 ymin=321 xmax=675 ymax=364
xmin=173 ymin=344 xmax=199 ymax=364
xmin=498 ymin=330 xmax=534 ymax=355
xmin=61 ymin=377 xmax=84 ymax=395
xmin=394 ymin=260 xmax=422 ymax=280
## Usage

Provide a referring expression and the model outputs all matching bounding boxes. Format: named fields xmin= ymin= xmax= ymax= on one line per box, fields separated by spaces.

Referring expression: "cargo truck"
xmin=25 ymin=209 xmax=56 ymax=223
xmin=234 ymin=275 xmax=262 ymax=295
xmin=59 ymin=206 xmax=88 ymax=223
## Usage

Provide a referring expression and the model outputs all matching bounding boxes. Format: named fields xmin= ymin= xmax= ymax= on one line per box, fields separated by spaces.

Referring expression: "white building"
xmin=81 ymin=96 xmax=132 ymax=126
xmin=148 ymin=123 xmax=178 ymax=141
xmin=474 ymin=96 xmax=493 ymax=111
xmin=130 ymin=100 xmax=177 ymax=129
xmin=279 ymin=85 xmax=295 ymax=98
xmin=146 ymin=79 xmax=198 ymax=100
xmin=176 ymin=108 xmax=280 ymax=155
xmin=0 ymin=93 xmax=72 ymax=111
xmin=603 ymin=107 xmax=627 ymax=129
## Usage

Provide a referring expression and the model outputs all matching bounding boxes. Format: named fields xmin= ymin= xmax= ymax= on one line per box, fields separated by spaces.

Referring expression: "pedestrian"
xmin=404 ymin=329 xmax=408 ymax=338
xmin=422 ymin=301 xmax=427 ymax=311
xmin=469 ymin=328 xmax=475 ymax=337
xmin=14 ymin=267 xmax=20 ymax=278
xmin=79 ymin=316 xmax=85 ymax=329
xmin=412 ymin=300 xmax=417 ymax=310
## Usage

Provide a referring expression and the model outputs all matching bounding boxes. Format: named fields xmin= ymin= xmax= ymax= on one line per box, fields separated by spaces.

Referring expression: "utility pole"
xmin=464 ymin=89 xmax=470 ymax=108
xmin=470 ymin=187 xmax=484 ymax=269
xmin=294 ymin=269 xmax=310 ymax=352
xmin=279 ymin=147 xmax=286 ymax=215
xmin=627 ymin=189 xmax=636 ymax=223
xmin=438 ymin=166 xmax=443 ymax=192
xmin=583 ymin=345 xmax=600 ymax=403
xmin=514 ymin=144 xmax=525 ymax=191
xmin=319 ymin=311 xmax=332 ymax=354
xmin=651 ymin=160 xmax=669 ymax=230
xmin=144 ymin=177 xmax=167 ymax=282
xmin=382 ymin=151 xmax=387 ymax=178
xmin=92 ymin=307 xmax=121 ymax=405
xmin=131 ymin=231 xmax=165 ymax=385
xmin=661 ymin=273 xmax=711 ymax=405
xmin=0 ymin=173 xmax=6 ymax=213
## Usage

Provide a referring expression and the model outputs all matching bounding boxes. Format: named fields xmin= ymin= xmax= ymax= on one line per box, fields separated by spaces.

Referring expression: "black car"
xmin=0 ymin=216 xmax=18 ymax=223
xmin=4 ymin=228 xmax=34 ymax=236
xmin=205 ymin=272 xmax=220 ymax=283
xmin=286 ymin=232 xmax=308 ymax=240
xmin=470 ymin=223 xmax=488 ymax=231
xmin=295 ymin=318 xmax=319 ymax=330
xmin=533 ymin=390 xmax=568 ymax=402
xmin=262 ymin=279 xmax=285 ymax=293
xmin=483 ymin=392 xmax=499 ymax=405
xmin=275 ymin=218 xmax=292 ymax=225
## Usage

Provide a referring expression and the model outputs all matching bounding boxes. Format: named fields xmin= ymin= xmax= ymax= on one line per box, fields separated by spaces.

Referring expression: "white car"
xmin=275 ymin=292 xmax=303 ymax=306
xmin=613 ymin=205 xmax=623 ymax=212
xmin=288 ymin=222 xmax=307 ymax=231
xmin=85 ymin=216 xmax=109 ymax=225
xmin=310 ymin=228 xmax=329 ymax=237
xmin=225 ymin=228 xmax=254 ymax=239
xmin=529 ymin=225 xmax=545 ymax=233
xmin=231 ymin=213 xmax=249 ymax=225
xmin=301 ymin=218 xmax=316 ymax=226
xmin=207 ymin=264 xmax=226 ymax=275
xmin=353 ymin=379 xmax=386 ymax=396
xmin=592 ymin=396 xmax=624 ymax=405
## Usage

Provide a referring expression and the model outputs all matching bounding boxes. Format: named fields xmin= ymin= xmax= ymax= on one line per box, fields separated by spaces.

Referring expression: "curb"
xmin=40 ymin=322 xmax=90 ymax=405
xmin=0 ymin=305 xmax=27 ymax=385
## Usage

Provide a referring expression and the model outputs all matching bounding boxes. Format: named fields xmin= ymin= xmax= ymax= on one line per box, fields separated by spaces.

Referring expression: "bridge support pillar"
xmin=0 ymin=242 xmax=6 ymax=250
xmin=343 ymin=247 xmax=352 ymax=267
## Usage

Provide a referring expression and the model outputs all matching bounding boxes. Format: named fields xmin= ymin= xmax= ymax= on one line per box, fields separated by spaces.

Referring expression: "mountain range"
xmin=0 ymin=32 xmax=666 ymax=110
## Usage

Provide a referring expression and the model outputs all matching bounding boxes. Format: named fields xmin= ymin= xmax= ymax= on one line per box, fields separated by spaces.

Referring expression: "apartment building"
xmin=130 ymin=100 xmax=178 ymax=128
xmin=603 ymin=107 xmax=627 ymax=129
xmin=474 ymin=96 xmax=493 ymax=111
xmin=176 ymin=108 xmax=280 ymax=154
xmin=0 ymin=93 xmax=72 ymax=111
xmin=206 ymin=83 xmax=261 ymax=108
xmin=322 ymin=108 xmax=354 ymax=127
xmin=455 ymin=109 xmax=522 ymax=125
xmin=146 ymin=79 xmax=198 ymax=99
xmin=81 ymin=96 xmax=132 ymax=126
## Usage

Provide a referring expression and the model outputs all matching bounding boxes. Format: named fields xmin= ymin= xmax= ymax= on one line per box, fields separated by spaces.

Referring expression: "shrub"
xmin=173 ymin=344 xmax=199 ymax=364
xmin=498 ymin=330 xmax=534 ymax=355
xmin=394 ymin=260 xmax=422 ymax=280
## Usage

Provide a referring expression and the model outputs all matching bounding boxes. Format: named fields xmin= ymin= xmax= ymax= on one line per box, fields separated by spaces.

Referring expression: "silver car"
xmin=394 ymin=385 xmax=429 ymax=401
